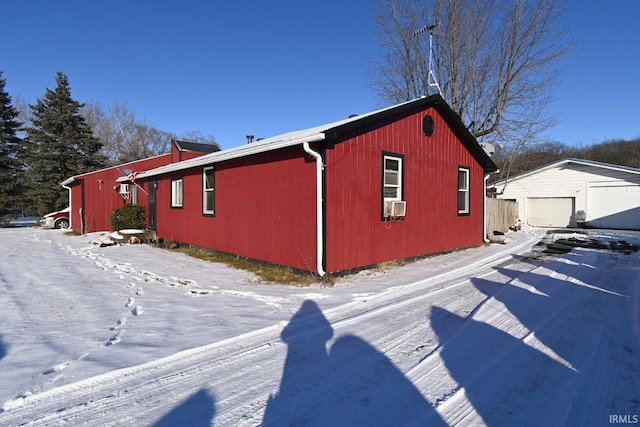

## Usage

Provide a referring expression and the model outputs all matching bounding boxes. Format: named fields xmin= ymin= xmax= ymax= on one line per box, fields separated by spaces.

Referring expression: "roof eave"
xmin=489 ymin=157 xmax=640 ymax=188
xmin=430 ymin=97 xmax=498 ymax=173
xmin=325 ymin=94 xmax=498 ymax=173
xmin=139 ymin=95 xmax=497 ymax=178
xmin=138 ymin=133 xmax=326 ymax=179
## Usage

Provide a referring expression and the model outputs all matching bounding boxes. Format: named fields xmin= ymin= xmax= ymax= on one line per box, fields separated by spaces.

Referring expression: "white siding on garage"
xmin=494 ymin=160 xmax=640 ymax=229
xmin=588 ymin=181 xmax=640 ymax=229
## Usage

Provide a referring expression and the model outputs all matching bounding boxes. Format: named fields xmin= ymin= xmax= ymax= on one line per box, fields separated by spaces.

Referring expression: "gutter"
xmin=61 ymin=180 xmax=73 ymax=230
xmin=302 ymin=141 xmax=326 ymax=277
xmin=138 ymin=133 xmax=326 ymax=179
xmin=484 ymin=174 xmax=490 ymax=243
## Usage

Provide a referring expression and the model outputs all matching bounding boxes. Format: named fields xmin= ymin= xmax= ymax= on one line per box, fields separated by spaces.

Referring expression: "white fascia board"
xmin=137 ymin=97 xmax=423 ymax=180
xmin=568 ymin=159 xmax=640 ymax=175
xmin=138 ymin=132 xmax=326 ymax=179
xmin=490 ymin=158 xmax=640 ymax=188
xmin=61 ymin=177 xmax=75 ymax=186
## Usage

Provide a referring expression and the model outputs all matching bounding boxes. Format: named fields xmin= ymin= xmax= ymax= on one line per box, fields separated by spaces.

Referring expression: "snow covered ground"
xmin=0 ymin=227 xmax=638 ymax=426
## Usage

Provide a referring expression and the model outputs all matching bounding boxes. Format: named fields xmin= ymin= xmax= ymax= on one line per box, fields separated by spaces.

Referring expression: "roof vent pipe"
xmin=246 ymin=134 xmax=254 ymax=144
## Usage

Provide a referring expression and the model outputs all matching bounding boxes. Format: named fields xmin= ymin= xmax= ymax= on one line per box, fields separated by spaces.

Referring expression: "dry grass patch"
xmin=172 ymin=246 xmax=320 ymax=286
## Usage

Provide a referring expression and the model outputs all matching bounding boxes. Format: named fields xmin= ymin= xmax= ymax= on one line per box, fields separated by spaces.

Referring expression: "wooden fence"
xmin=486 ymin=198 xmax=519 ymax=234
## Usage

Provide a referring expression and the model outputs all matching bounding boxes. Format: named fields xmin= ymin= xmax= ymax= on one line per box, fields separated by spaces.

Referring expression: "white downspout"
xmin=302 ymin=142 xmax=326 ymax=277
xmin=484 ymin=174 xmax=490 ymax=243
xmin=62 ymin=182 xmax=72 ymax=230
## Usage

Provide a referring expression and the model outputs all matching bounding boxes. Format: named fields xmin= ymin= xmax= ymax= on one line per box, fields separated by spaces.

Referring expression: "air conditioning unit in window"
xmin=118 ymin=183 xmax=130 ymax=200
xmin=384 ymin=200 xmax=407 ymax=218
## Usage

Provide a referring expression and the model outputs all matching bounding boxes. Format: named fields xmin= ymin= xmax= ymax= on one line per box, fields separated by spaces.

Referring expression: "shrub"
xmin=110 ymin=204 xmax=146 ymax=231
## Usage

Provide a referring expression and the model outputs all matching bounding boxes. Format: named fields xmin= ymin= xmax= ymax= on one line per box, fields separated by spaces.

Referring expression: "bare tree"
xmin=12 ymin=94 xmax=32 ymax=136
xmin=179 ymin=130 xmax=219 ymax=147
xmin=82 ymin=102 xmax=173 ymax=165
xmin=373 ymin=0 xmax=573 ymax=176
xmin=583 ymin=138 xmax=640 ymax=169
xmin=82 ymin=103 xmax=221 ymax=165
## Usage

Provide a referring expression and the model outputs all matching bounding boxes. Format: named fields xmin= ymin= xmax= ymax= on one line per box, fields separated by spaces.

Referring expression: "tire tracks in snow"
xmin=0 ymin=237 xmax=542 ymax=426
xmin=412 ymin=248 xmax=640 ymax=425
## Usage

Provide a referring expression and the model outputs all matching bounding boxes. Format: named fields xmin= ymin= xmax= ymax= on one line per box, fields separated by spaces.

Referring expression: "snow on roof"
xmin=137 ymin=98 xmax=426 ymax=179
xmin=60 ymin=152 xmax=173 ymax=186
xmin=59 ymin=140 xmax=219 ymax=187
xmin=489 ymin=158 xmax=640 ymax=188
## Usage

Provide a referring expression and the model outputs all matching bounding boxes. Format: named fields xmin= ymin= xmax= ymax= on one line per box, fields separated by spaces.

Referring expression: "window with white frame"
xmin=203 ymin=166 xmax=215 ymax=215
xmin=383 ymin=154 xmax=403 ymax=200
xmin=171 ymin=178 xmax=183 ymax=208
xmin=457 ymin=167 xmax=470 ymax=215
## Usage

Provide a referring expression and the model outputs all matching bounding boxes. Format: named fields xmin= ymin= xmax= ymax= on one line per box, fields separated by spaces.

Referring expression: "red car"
xmin=40 ymin=207 xmax=70 ymax=229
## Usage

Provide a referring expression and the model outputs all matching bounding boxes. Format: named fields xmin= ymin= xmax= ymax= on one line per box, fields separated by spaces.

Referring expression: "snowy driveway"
xmin=0 ymin=227 xmax=639 ymax=426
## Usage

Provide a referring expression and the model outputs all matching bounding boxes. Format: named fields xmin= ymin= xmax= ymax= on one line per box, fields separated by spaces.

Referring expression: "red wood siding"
xmin=154 ymin=146 xmax=318 ymax=272
xmin=325 ymin=107 xmax=486 ymax=272
xmin=69 ymin=183 xmax=83 ymax=232
xmin=69 ymin=154 xmax=172 ymax=233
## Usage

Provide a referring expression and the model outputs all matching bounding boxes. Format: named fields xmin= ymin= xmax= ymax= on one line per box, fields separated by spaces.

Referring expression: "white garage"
xmin=490 ymin=159 xmax=640 ymax=230
xmin=526 ymin=197 xmax=575 ymax=227
xmin=588 ymin=182 xmax=640 ymax=229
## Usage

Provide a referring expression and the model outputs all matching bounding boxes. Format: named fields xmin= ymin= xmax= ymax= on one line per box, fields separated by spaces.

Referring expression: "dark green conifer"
xmin=0 ymin=71 xmax=25 ymax=219
xmin=25 ymin=71 xmax=106 ymax=213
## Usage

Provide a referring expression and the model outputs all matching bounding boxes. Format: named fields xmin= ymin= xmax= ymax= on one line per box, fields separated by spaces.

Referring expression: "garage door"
xmin=588 ymin=182 xmax=640 ymax=230
xmin=527 ymin=197 xmax=575 ymax=227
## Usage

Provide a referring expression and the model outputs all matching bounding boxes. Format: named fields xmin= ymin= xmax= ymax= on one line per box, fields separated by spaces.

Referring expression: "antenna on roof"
xmin=413 ymin=21 xmax=442 ymax=97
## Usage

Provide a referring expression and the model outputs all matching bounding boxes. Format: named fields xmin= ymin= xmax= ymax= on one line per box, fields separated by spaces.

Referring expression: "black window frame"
xmin=381 ymin=152 xmax=405 ymax=220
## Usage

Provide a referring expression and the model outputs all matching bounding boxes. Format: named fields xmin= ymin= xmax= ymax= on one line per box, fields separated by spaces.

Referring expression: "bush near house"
xmin=110 ymin=204 xmax=146 ymax=231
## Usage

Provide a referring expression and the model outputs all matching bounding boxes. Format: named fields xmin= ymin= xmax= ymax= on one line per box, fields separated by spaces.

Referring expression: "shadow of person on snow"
xmin=431 ymin=306 xmax=573 ymax=426
xmin=262 ymin=300 xmax=445 ymax=426
xmin=475 ymin=249 xmax=632 ymax=371
xmin=152 ymin=388 xmax=215 ymax=427
xmin=469 ymin=250 xmax=636 ymax=424
xmin=0 ymin=334 xmax=6 ymax=361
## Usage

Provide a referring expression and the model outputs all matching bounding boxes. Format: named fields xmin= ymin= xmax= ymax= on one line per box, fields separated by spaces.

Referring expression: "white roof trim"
xmin=138 ymin=132 xmax=327 ymax=179
xmin=138 ymin=98 xmax=421 ymax=179
xmin=489 ymin=158 xmax=640 ymax=188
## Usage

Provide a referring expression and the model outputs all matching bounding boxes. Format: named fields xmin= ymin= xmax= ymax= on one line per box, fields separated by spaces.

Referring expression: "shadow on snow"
xmin=146 ymin=247 xmax=639 ymax=426
xmin=431 ymin=306 xmax=571 ymax=426
xmin=262 ymin=300 xmax=446 ymax=426
xmin=432 ymin=248 xmax=639 ymax=426
xmin=152 ymin=389 xmax=215 ymax=427
xmin=0 ymin=334 xmax=6 ymax=361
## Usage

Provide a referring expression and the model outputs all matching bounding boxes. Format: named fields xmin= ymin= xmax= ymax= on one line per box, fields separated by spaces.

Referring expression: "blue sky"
xmin=3 ymin=1 xmax=639 ymax=150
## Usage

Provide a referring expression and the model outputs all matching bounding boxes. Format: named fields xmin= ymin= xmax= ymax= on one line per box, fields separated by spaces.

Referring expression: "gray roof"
xmin=173 ymin=139 xmax=221 ymax=154
xmin=489 ymin=158 xmax=640 ymax=188
xmin=138 ymin=95 xmax=497 ymax=179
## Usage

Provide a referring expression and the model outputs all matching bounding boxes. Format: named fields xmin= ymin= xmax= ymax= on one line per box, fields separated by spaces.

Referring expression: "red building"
xmin=136 ymin=95 xmax=497 ymax=275
xmin=62 ymin=140 xmax=219 ymax=234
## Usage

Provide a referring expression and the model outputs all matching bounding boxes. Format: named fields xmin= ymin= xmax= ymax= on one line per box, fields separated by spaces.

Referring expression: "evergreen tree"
xmin=0 ymin=71 xmax=24 ymax=219
xmin=25 ymin=71 xmax=106 ymax=214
